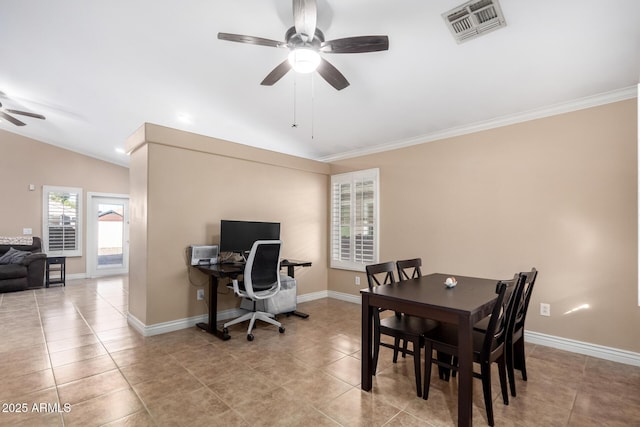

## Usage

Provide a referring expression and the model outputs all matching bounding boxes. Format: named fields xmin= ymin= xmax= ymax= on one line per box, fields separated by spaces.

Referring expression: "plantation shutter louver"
xmin=331 ymin=169 xmax=379 ymax=270
xmin=43 ymin=186 xmax=82 ymax=257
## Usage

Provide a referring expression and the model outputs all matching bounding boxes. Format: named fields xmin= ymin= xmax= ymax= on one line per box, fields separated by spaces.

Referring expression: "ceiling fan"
xmin=218 ymin=0 xmax=389 ymax=91
xmin=0 ymin=92 xmax=45 ymax=126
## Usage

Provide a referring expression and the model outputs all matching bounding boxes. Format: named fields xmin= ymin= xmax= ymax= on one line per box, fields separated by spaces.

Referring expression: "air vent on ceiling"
xmin=443 ymin=0 xmax=506 ymax=44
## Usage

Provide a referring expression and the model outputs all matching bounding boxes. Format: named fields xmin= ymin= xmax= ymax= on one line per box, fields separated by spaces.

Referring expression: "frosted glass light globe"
xmin=288 ymin=48 xmax=321 ymax=73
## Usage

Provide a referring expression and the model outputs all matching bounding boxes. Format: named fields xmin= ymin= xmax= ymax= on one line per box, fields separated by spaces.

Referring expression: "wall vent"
xmin=443 ymin=0 xmax=507 ymax=44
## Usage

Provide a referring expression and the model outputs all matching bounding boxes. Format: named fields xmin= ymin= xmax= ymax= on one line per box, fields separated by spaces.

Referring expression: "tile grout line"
xmin=34 ymin=288 xmax=67 ymax=426
xmin=67 ymin=283 xmax=160 ymax=427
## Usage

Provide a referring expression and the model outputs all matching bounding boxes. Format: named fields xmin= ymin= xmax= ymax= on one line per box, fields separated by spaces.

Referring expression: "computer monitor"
xmin=219 ymin=220 xmax=281 ymax=255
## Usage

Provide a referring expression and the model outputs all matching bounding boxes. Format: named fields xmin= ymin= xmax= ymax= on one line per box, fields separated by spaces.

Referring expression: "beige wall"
xmin=0 ymin=129 xmax=129 ymax=275
xmin=127 ymin=124 xmax=329 ymax=325
xmin=4 ymin=98 xmax=638 ymax=354
xmin=330 ymin=99 xmax=639 ymax=353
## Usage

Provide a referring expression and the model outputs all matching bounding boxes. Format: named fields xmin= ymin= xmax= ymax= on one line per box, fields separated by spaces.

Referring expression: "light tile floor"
xmin=1 ymin=276 xmax=639 ymax=426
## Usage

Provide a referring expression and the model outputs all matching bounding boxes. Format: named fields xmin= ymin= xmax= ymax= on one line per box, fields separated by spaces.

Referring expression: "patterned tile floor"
xmin=0 ymin=276 xmax=639 ymax=426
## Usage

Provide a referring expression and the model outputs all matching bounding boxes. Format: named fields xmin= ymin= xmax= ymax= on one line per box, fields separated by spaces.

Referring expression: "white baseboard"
xmin=126 ymin=292 xmax=640 ymax=367
xmin=297 ymin=290 xmax=328 ymax=303
xmin=328 ymin=290 xmax=361 ymax=304
xmin=327 ymin=292 xmax=640 ymax=367
xmin=127 ymin=308 xmax=244 ymax=337
xmin=126 ymin=292 xmax=329 ymax=336
xmin=525 ymin=330 xmax=640 ymax=367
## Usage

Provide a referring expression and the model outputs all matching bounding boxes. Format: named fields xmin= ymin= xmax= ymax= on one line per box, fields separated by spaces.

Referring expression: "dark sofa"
xmin=0 ymin=237 xmax=47 ymax=292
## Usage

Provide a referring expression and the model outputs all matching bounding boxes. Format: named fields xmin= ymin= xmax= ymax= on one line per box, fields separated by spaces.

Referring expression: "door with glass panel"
xmin=88 ymin=195 xmax=129 ymax=277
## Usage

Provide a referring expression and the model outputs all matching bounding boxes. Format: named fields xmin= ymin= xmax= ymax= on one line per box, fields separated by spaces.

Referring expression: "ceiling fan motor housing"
xmin=285 ymin=26 xmax=324 ymax=48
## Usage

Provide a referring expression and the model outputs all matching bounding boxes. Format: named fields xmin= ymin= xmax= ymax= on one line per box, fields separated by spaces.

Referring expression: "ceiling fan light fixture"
xmin=288 ymin=47 xmax=320 ymax=73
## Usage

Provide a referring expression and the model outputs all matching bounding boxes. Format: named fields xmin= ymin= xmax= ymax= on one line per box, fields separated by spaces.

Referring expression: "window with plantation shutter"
xmin=43 ymin=186 xmax=83 ymax=257
xmin=331 ymin=168 xmax=379 ymax=271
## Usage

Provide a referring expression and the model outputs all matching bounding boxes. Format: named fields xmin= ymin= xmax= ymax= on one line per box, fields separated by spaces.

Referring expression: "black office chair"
xmin=422 ymin=276 xmax=523 ymax=426
xmin=366 ymin=261 xmax=438 ymax=397
xmin=222 ymin=240 xmax=285 ymax=341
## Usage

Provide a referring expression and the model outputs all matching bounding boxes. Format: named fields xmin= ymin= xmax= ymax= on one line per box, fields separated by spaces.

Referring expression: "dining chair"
xmin=473 ymin=268 xmax=538 ymax=397
xmin=422 ymin=276 xmax=523 ymax=426
xmin=507 ymin=268 xmax=538 ymax=394
xmin=396 ymin=258 xmax=423 ymax=280
xmin=365 ymin=261 xmax=438 ymax=397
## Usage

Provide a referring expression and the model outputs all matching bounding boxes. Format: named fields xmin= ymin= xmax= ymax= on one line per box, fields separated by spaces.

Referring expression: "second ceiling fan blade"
xmin=321 ymin=35 xmax=389 ymax=53
xmin=261 ymin=60 xmax=293 ymax=86
xmin=0 ymin=111 xmax=26 ymax=126
xmin=293 ymin=0 xmax=317 ymax=40
xmin=218 ymin=33 xmax=284 ymax=48
xmin=317 ymin=58 xmax=350 ymax=91
xmin=6 ymin=109 xmax=45 ymax=120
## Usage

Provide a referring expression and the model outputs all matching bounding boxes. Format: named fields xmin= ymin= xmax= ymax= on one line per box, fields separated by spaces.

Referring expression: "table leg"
xmin=457 ymin=315 xmax=473 ymax=427
xmin=196 ymin=275 xmax=230 ymax=340
xmin=361 ymin=293 xmax=373 ymax=391
xmin=285 ymin=265 xmax=309 ymax=319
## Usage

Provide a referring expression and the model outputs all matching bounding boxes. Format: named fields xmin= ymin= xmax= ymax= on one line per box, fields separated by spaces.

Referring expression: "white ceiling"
xmin=1 ymin=0 xmax=639 ymax=167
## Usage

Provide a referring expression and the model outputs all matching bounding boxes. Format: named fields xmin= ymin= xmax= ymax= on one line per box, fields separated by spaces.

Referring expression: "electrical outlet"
xmin=540 ymin=303 xmax=551 ymax=317
xmin=355 ymin=276 xmax=361 ymax=286
xmin=196 ymin=289 xmax=205 ymax=301
xmin=23 ymin=228 xmax=32 ymax=235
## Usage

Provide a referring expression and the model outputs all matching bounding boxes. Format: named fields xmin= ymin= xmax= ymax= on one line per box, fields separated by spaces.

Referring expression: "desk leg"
xmin=285 ymin=265 xmax=309 ymax=319
xmin=457 ymin=315 xmax=473 ymax=427
xmin=196 ymin=275 xmax=230 ymax=340
xmin=361 ymin=293 xmax=373 ymax=391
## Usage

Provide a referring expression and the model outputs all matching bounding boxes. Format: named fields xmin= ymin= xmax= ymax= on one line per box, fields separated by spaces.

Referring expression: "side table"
xmin=46 ymin=256 xmax=66 ymax=287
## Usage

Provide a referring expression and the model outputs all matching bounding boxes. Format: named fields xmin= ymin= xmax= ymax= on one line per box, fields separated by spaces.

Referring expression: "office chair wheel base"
xmin=247 ymin=334 xmax=254 ymax=341
xmin=279 ymin=326 xmax=285 ymax=334
xmin=222 ymin=328 xmax=230 ymax=339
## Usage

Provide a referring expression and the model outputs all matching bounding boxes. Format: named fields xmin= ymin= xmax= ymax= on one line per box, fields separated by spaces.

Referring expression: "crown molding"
xmin=319 ymin=86 xmax=638 ymax=163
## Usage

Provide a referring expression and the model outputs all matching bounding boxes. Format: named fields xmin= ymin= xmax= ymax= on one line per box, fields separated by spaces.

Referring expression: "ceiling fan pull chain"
xmin=291 ymin=74 xmax=298 ymax=128
xmin=311 ymin=73 xmax=315 ymax=140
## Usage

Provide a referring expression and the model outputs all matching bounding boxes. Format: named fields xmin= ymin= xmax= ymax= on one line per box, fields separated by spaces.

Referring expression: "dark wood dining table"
xmin=360 ymin=273 xmax=499 ymax=427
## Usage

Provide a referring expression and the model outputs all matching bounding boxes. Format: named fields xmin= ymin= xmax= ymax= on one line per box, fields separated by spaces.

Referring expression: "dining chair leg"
xmin=480 ymin=362 xmax=495 ymax=427
xmin=373 ymin=331 xmax=381 ymax=375
xmin=422 ymin=342 xmax=433 ymax=400
xmin=506 ymin=342 xmax=517 ymax=397
xmin=498 ymin=355 xmax=509 ymax=405
xmin=513 ymin=336 xmax=527 ymax=381
xmin=440 ymin=352 xmax=453 ymax=381
xmin=402 ymin=338 xmax=409 ymax=358
xmin=413 ymin=337 xmax=422 ymax=398
xmin=392 ymin=337 xmax=401 ymax=363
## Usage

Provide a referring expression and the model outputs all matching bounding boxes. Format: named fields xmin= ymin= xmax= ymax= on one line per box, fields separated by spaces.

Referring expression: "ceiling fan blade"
xmin=316 ymin=58 xmax=350 ymax=91
xmin=293 ymin=0 xmax=317 ymax=41
xmin=0 ymin=111 xmax=26 ymax=126
xmin=261 ymin=60 xmax=293 ymax=86
xmin=321 ymin=35 xmax=389 ymax=53
xmin=5 ymin=109 xmax=45 ymax=120
xmin=217 ymin=33 xmax=284 ymax=48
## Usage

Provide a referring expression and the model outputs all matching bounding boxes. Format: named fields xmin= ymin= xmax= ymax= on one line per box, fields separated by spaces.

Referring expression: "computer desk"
xmin=196 ymin=259 xmax=312 ymax=340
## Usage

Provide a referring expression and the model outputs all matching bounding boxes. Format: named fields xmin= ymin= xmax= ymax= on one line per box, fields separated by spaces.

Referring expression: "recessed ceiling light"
xmin=115 ymin=148 xmax=126 ymax=154
xmin=177 ymin=113 xmax=192 ymax=124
